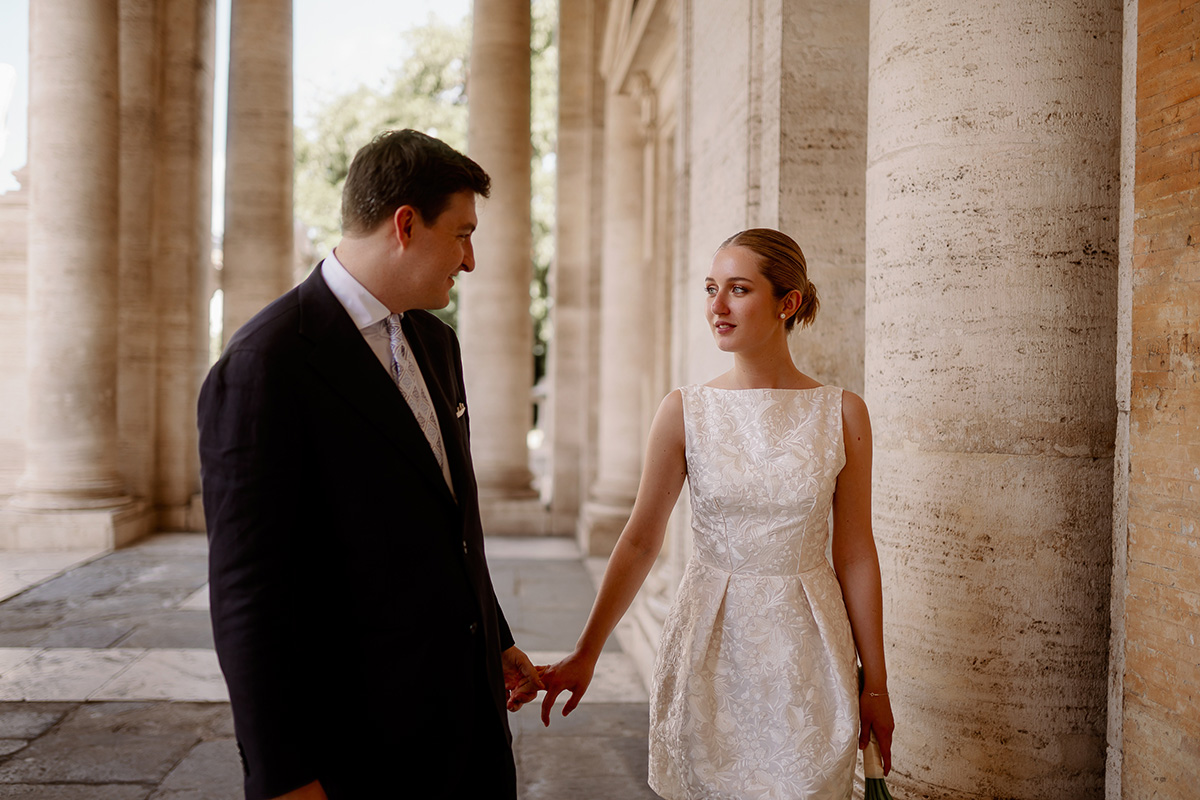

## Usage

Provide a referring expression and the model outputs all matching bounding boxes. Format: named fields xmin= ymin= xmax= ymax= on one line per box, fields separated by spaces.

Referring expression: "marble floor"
xmin=0 ymin=532 xmax=660 ymax=799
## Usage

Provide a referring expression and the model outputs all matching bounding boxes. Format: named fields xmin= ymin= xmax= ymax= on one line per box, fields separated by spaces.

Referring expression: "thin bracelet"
xmin=865 ymin=691 xmax=888 ymax=697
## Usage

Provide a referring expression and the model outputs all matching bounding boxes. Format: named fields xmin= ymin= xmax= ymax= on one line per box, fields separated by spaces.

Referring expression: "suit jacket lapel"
xmin=296 ymin=267 xmax=457 ymax=507
xmin=402 ymin=313 xmax=472 ymax=507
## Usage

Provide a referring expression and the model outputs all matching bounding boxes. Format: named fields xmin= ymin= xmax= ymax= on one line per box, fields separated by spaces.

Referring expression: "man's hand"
xmin=501 ymin=645 xmax=545 ymax=711
xmin=539 ymin=650 xmax=597 ymax=727
xmin=271 ymin=780 xmax=327 ymax=800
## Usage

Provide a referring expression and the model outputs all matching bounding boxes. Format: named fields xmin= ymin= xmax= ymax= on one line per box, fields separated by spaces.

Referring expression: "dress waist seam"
xmin=691 ymin=559 xmax=828 ymax=578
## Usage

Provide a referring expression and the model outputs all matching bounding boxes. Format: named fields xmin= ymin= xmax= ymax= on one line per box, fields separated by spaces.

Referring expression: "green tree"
xmin=293 ymin=2 xmax=557 ymax=375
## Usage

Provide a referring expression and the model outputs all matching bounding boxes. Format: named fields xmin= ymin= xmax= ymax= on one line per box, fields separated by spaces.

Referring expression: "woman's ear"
xmin=782 ymin=288 xmax=803 ymax=317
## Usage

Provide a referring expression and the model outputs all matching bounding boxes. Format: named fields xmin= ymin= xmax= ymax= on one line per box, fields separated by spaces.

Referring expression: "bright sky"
xmin=0 ymin=0 xmax=470 ymax=226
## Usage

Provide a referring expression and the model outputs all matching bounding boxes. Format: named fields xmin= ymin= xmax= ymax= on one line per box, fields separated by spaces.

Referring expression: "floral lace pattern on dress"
xmin=648 ymin=385 xmax=859 ymax=800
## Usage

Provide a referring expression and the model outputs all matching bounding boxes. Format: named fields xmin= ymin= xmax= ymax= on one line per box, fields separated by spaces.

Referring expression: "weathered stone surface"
xmin=513 ymin=703 xmax=657 ymax=799
xmin=221 ymin=0 xmax=293 ymax=342
xmin=461 ymin=0 xmax=538 ymax=517
xmin=150 ymin=740 xmax=241 ymax=800
xmin=0 ymin=786 xmax=149 ymax=799
xmin=863 ymin=1 xmax=1121 ymax=797
xmin=0 ymin=704 xmax=74 ymax=739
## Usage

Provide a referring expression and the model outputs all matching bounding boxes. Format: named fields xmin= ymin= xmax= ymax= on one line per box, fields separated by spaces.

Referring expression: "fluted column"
xmin=13 ymin=0 xmax=129 ymax=512
xmin=578 ymin=88 xmax=645 ymax=554
xmin=222 ymin=0 xmax=292 ymax=343
xmin=865 ymin=1 xmax=1120 ymax=796
xmin=461 ymin=0 xmax=538 ymax=523
xmin=153 ymin=0 xmax=215 ymax=529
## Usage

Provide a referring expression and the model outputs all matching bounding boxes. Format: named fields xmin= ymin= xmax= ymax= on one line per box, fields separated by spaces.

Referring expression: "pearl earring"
xmin=779 ymin=313 xmax=787 ymax=320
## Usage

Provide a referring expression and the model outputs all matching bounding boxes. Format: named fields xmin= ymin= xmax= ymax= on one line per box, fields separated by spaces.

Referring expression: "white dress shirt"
xmin=321 ymin=252 xmax=455 ymax=493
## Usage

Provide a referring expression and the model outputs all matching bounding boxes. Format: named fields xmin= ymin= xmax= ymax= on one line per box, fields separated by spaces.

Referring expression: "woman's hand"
xmin=538 ymin=650 xmax=598 ymax=726
xmin=858 ymin=690 xmax=895 ymax=775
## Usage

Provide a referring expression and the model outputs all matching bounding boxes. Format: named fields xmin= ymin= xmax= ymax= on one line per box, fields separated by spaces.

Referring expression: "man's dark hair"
xmin=340 ymin=129 xmax=491 ymax=235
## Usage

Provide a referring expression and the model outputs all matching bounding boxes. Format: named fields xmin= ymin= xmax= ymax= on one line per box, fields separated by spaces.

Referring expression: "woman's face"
xmin=705 ymin=246 xmax=786 ymax=353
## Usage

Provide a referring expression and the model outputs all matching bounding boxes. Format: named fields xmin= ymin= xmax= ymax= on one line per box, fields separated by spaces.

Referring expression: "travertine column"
xmin=865 ymin=1 xmax=1120 ymax=796
xmin=222 ymin=0 xmax=292 ymax=343
xmin=756 ymin=0 xmax=868 ymax=395
xmin=578 ymin=89 xmax=646 ymax=554
xmin=153 ymin=0 xmax=215 ymax=529
xmin=14 ymin=0 xmax=129 ymax=512
xmin=544 ymin=0 xmax=604 ymax=534
xmin=462 ymin=0 xmax=538 ymax=520
xmin=117 ymin=0 xmax=161 ymax=504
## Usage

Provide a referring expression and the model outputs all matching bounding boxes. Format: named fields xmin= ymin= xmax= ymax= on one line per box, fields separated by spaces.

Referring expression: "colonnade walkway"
xmin=0 ymin=534 xmax=658 ymax=798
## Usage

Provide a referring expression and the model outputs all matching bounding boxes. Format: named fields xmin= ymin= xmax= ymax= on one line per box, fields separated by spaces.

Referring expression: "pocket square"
xmin=456 ymin=403 xmax=466 ymax=418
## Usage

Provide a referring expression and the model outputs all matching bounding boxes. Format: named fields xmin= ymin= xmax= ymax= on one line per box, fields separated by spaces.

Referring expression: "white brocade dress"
xmin=648 ymin=385 xmax=860 ymax=800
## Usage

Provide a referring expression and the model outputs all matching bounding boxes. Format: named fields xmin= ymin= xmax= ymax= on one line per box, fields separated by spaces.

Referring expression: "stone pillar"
xmin=462 ymin=0 xmax=540 ymax=533
xmin=755 ymin=0 xmax=868 ymax=395
xmin=222 ymin=0 xmax=292 ymax=344
xmin=117 ymin=0 xmax=161 ymax=504
xmin=578 ymin=88 xmax=646 ymax=555
xmin=864 ymin=1 xmax=1121 ymax=796
xmin=5 ymin=0 xmax=148 ymax=548
xmin=153 ymin=0 xmax=215 ymax=530
xmin=544 ymin=0 xmax=604 ymax=535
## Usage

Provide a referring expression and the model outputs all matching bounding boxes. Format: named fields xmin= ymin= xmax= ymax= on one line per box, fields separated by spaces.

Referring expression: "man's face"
xmin=402 ymin=190 xmax=478 ymax=310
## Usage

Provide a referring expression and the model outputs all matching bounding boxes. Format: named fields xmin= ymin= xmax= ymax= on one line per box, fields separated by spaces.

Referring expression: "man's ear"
xmin=393 ymin=205 xmax=419 ymax=248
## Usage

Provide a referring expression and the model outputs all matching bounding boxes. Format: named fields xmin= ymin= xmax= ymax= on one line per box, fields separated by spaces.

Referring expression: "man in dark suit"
xmin=199 ymin=129 xmax=541 ymax=800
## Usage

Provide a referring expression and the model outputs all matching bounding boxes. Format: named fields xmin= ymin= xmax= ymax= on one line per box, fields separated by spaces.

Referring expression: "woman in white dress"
xmin=539 ymin=228 xmax=894 ymax=800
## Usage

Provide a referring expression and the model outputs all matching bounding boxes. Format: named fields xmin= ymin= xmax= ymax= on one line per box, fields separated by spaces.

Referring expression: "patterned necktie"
xmin=384 ymin=314 xmax=453 ymax=494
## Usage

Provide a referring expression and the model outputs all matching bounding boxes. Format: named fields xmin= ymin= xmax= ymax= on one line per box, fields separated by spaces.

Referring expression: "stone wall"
xmin=1121 ymin=0 xmax=1200 ymax=796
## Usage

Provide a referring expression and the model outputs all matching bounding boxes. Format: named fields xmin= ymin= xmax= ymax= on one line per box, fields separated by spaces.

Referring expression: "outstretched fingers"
xmin=539 ymin=685 xmax=563 ymax=727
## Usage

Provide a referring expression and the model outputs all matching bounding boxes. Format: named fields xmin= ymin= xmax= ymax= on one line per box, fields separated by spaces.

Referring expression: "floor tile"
xmin=150 ymin=739 xmax=241 ymax=800
xmin=94 ymin=650 xmax=227 ymax=703
xmin=176 ymin=586 xmax=208 ymax=611
xmin=0 ymin=550 xmax=107 ymax=603
xmin=0 ymin=649 xmax=141 ymax=702
xmin=486 ymin=536 xmax=581 ymax=561
xmin=0 ymin=652 xmax=35 ymax=679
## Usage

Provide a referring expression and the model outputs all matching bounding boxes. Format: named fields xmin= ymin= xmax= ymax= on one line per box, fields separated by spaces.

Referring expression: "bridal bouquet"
xmin=862 ymin=731 xmax=894 ymax=800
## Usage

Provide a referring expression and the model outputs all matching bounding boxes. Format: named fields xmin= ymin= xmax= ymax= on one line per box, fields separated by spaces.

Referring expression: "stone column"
xmin=5 ymin=0 xmax=147 ymax=547
xmin=117 ymin=0 xmax=161 ymax=505
xmin=864 ymin=1 xmax=1120 ymax=796
xmin=461 ymin=0 xmax=539 ymax=532
xmin=578 ymin=88 xmax=646 ymax=555
xmin=153 ymin=0 xmax=215 ymax=530
xmin=544 ymin=0 xmax=604 ymax=534
xmin=755 ymin=0 xmax=868 ymax=395
xmin=222 ymin=0 xmax=292 ymax=344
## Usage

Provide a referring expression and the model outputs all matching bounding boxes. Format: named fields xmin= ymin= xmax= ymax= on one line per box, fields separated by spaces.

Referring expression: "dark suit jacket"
xmin=198 ymin=265 xmax=517 ymax=800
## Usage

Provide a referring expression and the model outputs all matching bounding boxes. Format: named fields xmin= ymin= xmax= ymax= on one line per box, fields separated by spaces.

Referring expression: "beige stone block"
xmin=0 ymin=502 xmax=153 ymax=550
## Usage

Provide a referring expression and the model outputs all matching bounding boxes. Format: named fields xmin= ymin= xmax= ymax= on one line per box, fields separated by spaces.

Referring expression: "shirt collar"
xmin=320 ymin=249 xmax=398 ymax=331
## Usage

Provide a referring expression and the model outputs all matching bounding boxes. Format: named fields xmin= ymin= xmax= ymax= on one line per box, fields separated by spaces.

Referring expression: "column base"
xmin=577 ymin=496 xmax=634 ymax=556
xmin=157 ymin=493 xmax=207 ymax=532
xmin=0 ymin=500 xmax=154 ymax=551
xmin=479 ymin=495 xmax=553 ymax=536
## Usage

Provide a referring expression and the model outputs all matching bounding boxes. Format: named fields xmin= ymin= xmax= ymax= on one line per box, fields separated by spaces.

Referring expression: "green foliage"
xmin=530 ymin=0 xmax=558 ymax=383
xmin=293 ymin=3 xmax=558 ymax=372
xmin=293 ymin=17 xmax=471 ymax=262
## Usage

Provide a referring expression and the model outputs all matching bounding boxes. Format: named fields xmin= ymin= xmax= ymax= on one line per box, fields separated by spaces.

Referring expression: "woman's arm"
xmin=540 ymin=389 xmax=688 ymax=725
xmin=830 ymin=390 xmax=895 ymax=773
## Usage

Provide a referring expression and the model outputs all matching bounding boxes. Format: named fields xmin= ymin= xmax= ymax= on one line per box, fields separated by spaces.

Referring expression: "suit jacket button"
xmin=462 ymin=542 xmax=469 ymax=555
xmin=469 ymin=622 xmax=478 ymax=634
